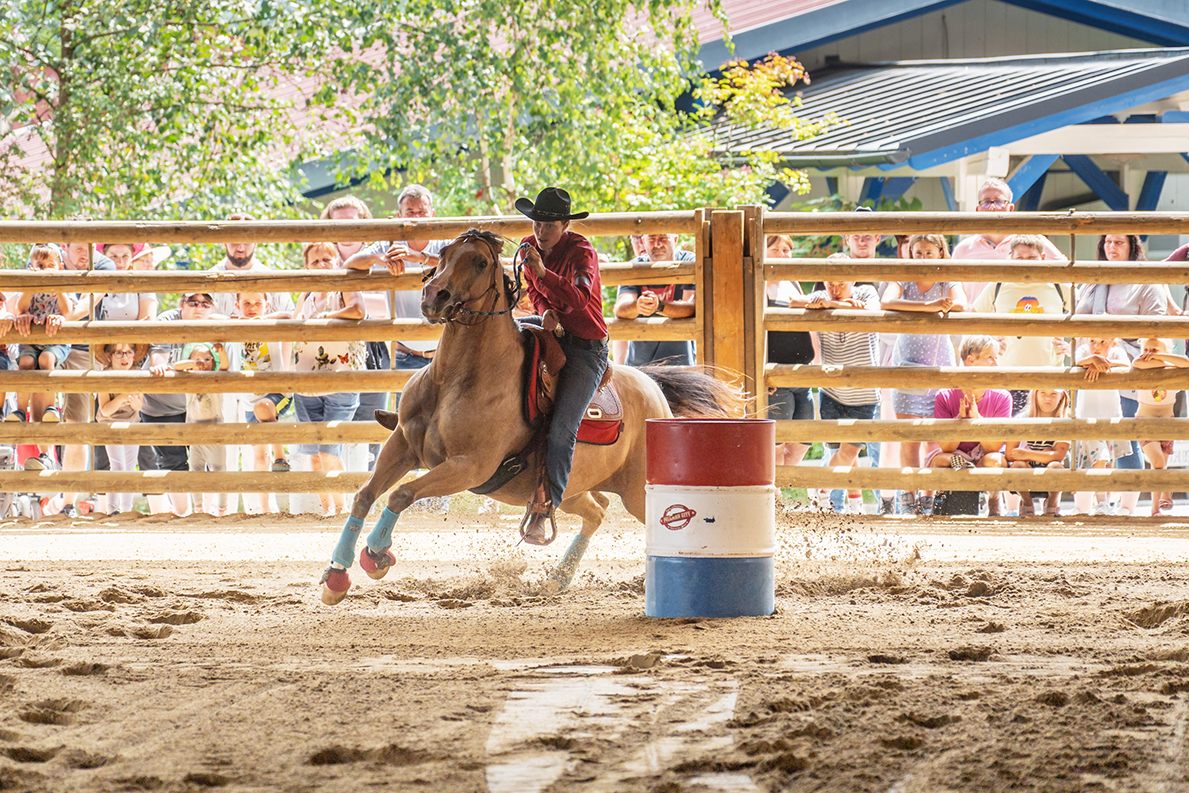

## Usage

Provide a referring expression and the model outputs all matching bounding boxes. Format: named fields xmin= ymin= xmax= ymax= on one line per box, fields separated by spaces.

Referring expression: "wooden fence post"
xmin=694 ymin=208 xmax=710 ymax=366
xmin=742 ymin=204 xmax=765 ymax=414
xmin=709 ymin=210 xmax=746 ymax=389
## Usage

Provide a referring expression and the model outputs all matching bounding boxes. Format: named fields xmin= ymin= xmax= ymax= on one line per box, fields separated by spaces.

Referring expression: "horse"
xmin=320 ymin=229 xmax=740 ymax=605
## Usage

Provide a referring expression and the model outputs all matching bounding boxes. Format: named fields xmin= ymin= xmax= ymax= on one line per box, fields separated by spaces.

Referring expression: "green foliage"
xmin=0 ymin=0 xmax=335 ymax=219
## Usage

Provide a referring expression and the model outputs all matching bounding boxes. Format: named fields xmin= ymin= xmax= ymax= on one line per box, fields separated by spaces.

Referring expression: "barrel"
xmin=644 ymin=418 xmax=776 ymax=618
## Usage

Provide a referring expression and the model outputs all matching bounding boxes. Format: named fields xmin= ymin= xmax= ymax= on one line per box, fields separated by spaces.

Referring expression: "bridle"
xmin=425 ymin=232 xmax=527 ymax=326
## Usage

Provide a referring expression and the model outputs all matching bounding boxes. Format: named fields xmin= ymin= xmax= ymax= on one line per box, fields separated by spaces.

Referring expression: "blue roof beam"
xmin=859 ymin=177 xmax=885 ymax=205
xmin=1003 ymin=0 xmax=1189 ymax=47
xmin=1007 ymin=154 xmax=1060 ymax=200
xmin=879 ymin=177 xmax=918 ymax=201
xmin=1137 ymin=171 xmax=1168 ymax=211
xmin=1017 ymin=174 xmax=1047 ymax=212
xmin=1062 ymin=155 xmax=1129 ymax=211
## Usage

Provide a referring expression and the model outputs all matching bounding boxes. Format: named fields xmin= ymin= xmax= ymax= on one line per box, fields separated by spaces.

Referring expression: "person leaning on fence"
xmin=1077 ymin=236 xmax=1168 ymax=517
xmin=613 ymin=233 xmax=696 ymax=367
xmin=951 ymin=177 xmax=1067 ymax=304
xmin=293 ymin=242 xmax=368 ymax=517
xmin=804 ymin=256 xmax=882 ymax=515
xmin=973 ymin=234 xmax=1072 ymax=417
xmin=95 ymin=342 xmax=149 ymax=515
xmin=879 ymin=233 xmax=967 ymax=515
xmin=1130 ymin=338 xmax=1189 ymax=516
xmin=142 ymin=292 xmax=227 ymax=517
xmin=926 ymin=335 xmax=1011 ymax=515
xmin=174 ymin=342 xmax=231 ymax=516
xmin=1074 ymin=337 xmax=1131 ymax=515
xmin=515 ymin=187 xmax=609 ymax=544
xmin=1006 ymin=388 xmax=1071 ymax=517
xmin=763 ymin=234 xmax=818 ymax=472
xmin=209 ymin=212 xmax=295 ymax=319
xmin=236 ymin=292 xmax=291 ymax=475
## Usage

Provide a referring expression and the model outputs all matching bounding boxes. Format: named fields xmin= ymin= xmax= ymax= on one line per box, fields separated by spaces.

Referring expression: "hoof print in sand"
xmin=147 ymin=611 xmax=203 ymax=626
xmin=61 ymin=662 xmax=108 ymax=676
xmin=868 ymin=653 xmax=906 ymax=665
xmin=62 ymin=749 xmax=113 ymax=769
xmin=20 ymin=698 xmax=87 ymax=725
xmin=4 ymin=618 xmax=52 ymax=634
xmin=948 ymin=645 xmax=994 ymax=662
xmin=183 ymin=771 xmax=231 ymax=787
xmin=131 ymin=626 xmax=173 ymax=640
xmin=880 ymin=735 xmax=924 ymax=751
xmin=4 ymin=745 xmax=60 ymax=763
xmin=99 ymin=587 xmax=145 ymax=605
xmin=114 ymin=775 xmax=164 ymax=790
xmin=1036 ymin=690 xmax=1070 ymax=707
xmin=16 ymin=656 xmax=61 ymax=669
xmin=307 ymin=744 xmax=429 ymax=767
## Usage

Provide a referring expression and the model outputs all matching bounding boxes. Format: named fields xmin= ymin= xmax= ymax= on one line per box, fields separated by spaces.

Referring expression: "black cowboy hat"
xmin=514 ymin=187 xmax=589 ymax=222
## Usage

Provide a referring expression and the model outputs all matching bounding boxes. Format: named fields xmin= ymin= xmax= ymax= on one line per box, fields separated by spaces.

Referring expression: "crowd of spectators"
xmin=766 ymin=177 xmax=1189 ymax=517
xmin=1 ymin=176 xmax=1184 ymax=519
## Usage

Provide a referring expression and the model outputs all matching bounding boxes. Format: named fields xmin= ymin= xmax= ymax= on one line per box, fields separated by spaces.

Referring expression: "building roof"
xmin=699 ymin=47 xmax=1189 ymax=170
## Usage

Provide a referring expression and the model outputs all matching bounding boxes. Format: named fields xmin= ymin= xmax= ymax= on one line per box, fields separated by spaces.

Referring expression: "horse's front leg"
xmin=321 ymin=429 xmax=418 ymax=605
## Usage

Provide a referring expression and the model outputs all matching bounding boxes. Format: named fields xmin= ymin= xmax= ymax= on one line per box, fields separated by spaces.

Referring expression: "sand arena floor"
xmin=3 ymin=499 xmax=1189 ymax=792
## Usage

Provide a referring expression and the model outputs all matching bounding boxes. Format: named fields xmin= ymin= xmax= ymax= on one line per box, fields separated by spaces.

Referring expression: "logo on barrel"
xmin=660 ymin=503 xmax=696 ymax=531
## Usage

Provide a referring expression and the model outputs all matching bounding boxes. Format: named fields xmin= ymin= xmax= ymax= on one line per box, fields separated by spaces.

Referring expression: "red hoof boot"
xmin=320 ymin=566 xmax=351 ymax=605
xmin=359 ymin=546 xmax=395 ymax=580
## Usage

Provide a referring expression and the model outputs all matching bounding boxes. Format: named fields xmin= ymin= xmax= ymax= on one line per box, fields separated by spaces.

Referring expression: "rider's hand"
xmin=522 ymin=245 xmax=547 ymax=280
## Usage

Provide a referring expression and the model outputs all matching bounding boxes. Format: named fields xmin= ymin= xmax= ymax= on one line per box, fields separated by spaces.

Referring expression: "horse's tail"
xmin=639 ymin=365 xmax=747 ymax=418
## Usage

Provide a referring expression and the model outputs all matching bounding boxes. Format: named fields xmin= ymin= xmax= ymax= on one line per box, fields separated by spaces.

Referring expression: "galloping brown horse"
xmin=320 ymin=229 xmax=739 ymax=605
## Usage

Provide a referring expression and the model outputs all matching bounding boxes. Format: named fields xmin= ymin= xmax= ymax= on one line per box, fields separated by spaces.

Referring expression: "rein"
xmin=430 ymin=238 xmax=527 ymax=325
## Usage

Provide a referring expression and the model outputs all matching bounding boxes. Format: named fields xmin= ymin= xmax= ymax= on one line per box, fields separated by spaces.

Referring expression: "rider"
xmin=517 ymin=187 xmax=609 ymax=544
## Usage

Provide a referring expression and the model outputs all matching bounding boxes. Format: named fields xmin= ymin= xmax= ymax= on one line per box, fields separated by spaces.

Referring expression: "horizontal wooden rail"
xmin=775 ymin=467 xmax=1189 ymax=491
xmin=765 ymin=259 xmax=1189 ymax=286
xmin=765 ymin=308 xmax=1189 ymax=337
xmin=0 ymin=316 xmax=695 ymax=346
xmin=0 ymin=370 xmax=414 ymax=393
xmin=0 ymin=421 xmax=390 ymax=444
xmin=0 ymin=212 xmax=699 ymax=244
xmin=0 ymin=261 xmax=694 ymax=292
xmin=0 ymin=471 xmax=371 ymax=493
xmin=763 ymin=210 xmax=1189 ymax=236
xmin=765 ymin=365 xmax=1189 ymax=390
xmin=773 ymin=418 xmax=1189 ymax=443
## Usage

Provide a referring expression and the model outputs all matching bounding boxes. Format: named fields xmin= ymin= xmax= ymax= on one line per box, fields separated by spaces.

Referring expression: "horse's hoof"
xmin=374 ymin=409 xmax=399 ymax=431
xmin=359 ymin=546 xmax=395 ymax=580
xmin=540 ymin=576 xmax=564 ymax=596
xmin=320 ymin=567 xmax=351 ymax=605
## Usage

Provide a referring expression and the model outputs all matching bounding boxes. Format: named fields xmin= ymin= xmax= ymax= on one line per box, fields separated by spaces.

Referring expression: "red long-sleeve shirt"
xmin=522 ymin=231 xmax=607 ymax=341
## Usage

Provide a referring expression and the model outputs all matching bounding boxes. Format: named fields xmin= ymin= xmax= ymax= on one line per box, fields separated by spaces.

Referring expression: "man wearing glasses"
xmin=952 ymin=177 xmax=1066 ymax=303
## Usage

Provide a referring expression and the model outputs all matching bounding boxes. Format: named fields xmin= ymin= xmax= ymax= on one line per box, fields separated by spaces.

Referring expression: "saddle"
xmin=521 ymin=321 xmax=621 ymax=441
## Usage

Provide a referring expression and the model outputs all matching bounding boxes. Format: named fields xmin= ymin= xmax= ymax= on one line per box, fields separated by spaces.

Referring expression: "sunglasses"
xmin=184 ymin=298 xmax=213 ymax=308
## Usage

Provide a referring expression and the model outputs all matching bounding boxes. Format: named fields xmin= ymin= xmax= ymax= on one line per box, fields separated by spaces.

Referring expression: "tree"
xmin=0 ymin=0 xmax=332 ymax=219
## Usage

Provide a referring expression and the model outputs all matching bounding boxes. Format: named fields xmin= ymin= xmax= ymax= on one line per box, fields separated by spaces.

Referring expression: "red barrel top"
xmin=646 ymin=419 xmax=775 ymax=487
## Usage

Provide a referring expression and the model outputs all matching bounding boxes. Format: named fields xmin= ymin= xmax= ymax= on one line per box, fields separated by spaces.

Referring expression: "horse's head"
xmin=421 ymin=229 xmax=510 ymax=323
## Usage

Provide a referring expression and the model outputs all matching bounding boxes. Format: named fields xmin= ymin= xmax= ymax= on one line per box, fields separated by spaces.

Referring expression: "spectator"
xmin=321 ymin=195 xmax=388 ymax=470
xmin=952 ymin=177 xmax=1066 ymax=303
xmin=1006 ymin=389 xmax=1070 ymax=517
xmin=237 ymin=292 xmax=291 ymax=514
xmin=973 ymin=234 xmax=1071 ymax=417
xmin=293 ymin=242 xmax=367 ymax=517
xmin=1074 ymin=337 xmax=1131 ymax=515
xmin=95 ymin=342 xmax=149 ymax=515
xmin=763 ymin=234 xmax=816 ymax=472
xmin=209 ymin=213 xmax=295 ymax=319
xmin=613 ymin=233 xmax=696 ymax=367
xmin=1131 ymin=338 xmax=1189 ymax=515
xmin=343 ymin=185 xmax=444 ymax=405
xmin=129 ymin=244 xmax=169 ymax=271
xmin=95 ymin=244 xmax=157 ymax=321
xmin=6 ymin=244 xmax=80 ymax=471
xmin=142 ymin=292 xmax=225 ymax=516
xmin=880 ymin=233 xmax=966 ymax=514
xmin=804 ymin=258 xmax=881 ymax=514
xmin=177 ymin=342 xmax=230 ymax=515
xmin=926 ymin=335 xmax=1011 ymax=515
xmin=1077 ymin=236 xmax=1167 ymax=516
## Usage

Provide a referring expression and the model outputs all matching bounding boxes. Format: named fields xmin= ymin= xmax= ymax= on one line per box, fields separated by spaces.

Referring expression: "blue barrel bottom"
xmin=645 ymin=556 xmax=774 ymax=618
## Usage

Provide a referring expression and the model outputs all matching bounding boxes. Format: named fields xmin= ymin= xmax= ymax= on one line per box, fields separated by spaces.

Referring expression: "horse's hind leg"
xmin=322 ymin=430 xmax=417 ymax=606
xmin=546 ymin=490 xmax=608 ymax=593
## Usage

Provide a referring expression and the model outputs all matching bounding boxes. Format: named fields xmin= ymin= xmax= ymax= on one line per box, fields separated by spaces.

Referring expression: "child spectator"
xmin=237 ymin=292 xmax=291 ymax=514
xmin=178 ymin=342 xmax=230 ymax=515
xmin=5 ymin=244 xmax=80 ymax=471
xmin=1074 ymin=337 xmax=1131 ymax=514
xmin=880 ymin=233 xmax=967 ymax=514
xmin=1131 ymin=338 xmax=1189 ymax=515
xmin=95 ymin=343 xmax=149 ymax=514
xmin=927 ymin=335 xmax=1012 ymax=515
xmin=94 ymin=244 xmax=157 ymax=321
xmin=804 ymin=259 xmax=881 ymax=514
xmin=1006 ymin=389 xmax=1070 ymax=517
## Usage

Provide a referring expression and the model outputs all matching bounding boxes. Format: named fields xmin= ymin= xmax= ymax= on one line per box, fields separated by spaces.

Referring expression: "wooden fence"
xmin=2 ymin=208 xmax=1188 ymax=510
xmin=744 ymin=206 xmax=1189 ymax=503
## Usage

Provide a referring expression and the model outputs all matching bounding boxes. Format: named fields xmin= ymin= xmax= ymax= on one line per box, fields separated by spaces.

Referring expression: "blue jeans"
xmin=545 ymin=335 xmax=609 ymax=506
xmin=391 ymin=349 xmax=431 ymax=409
xmin=353 ymin=391 xmax=388 ymax=471
xmin=819 ymin=391 xmax=878 ymax=511
xmin=1116 ymin=395 xmax=1142 ymax=470
xmin=295 ymin=392 xmax=360 ymax=457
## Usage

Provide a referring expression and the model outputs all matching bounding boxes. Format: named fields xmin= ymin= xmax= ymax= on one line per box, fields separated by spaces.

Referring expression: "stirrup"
xmin=519 ymin=501 xmax=558 ymax=546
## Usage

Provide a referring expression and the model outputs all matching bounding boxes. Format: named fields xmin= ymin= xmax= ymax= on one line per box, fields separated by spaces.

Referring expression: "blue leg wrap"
xmin=548 ymin=533 xmax=590 ymax=591
xmin=331 ymin=515 xmax=365 ymax=569
xmin=366 ymin=507 xmax=400 ymax=553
